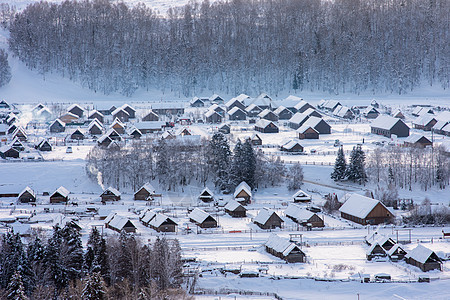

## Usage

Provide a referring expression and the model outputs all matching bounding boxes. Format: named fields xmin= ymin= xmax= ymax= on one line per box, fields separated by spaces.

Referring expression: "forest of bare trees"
xmin=4 ymin=0 xmax=449 ymax=96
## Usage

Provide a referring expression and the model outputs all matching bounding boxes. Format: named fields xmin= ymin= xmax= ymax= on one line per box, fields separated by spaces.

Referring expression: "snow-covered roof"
xmin=53 ymin=186 xmax=70 ymax=198
xmin=224 ymin=200 xmax=245 ymax=211
xmin=289 ymin=112 xmax=309 ymax=124
xmin=296 ymin=124 xmax=318 ymax=134
xmin=37 ymin=107 xmax=52 ymax=117
xmin=413 ymin=114 xmax=436 ymax=126
xmin=67 ymin=103 xmax=85 ymax=112
xmin=281 ymin=139 xmax=302 ymax=150
xmin=149 ymin=213 xmax=177 ymax=228
xmin=435 ymin=111 xmax=450 ymax=122
xmin=432 ymin=120 xmax=449 ymax=131
xmin=234 ymin=181 xmax=252 ymax=198
xmin=138 ymin=183 xmax=156 ymax=195
xmin=121 ymin=104 xmax=136 ymax=112
xmin=111 ymin=107 xmax=129 ymax=116
xmin=88 ymin=120 xmax=103 ymax=130
xmin=301 ymin=116 xmax=323 ymax=128
xmin=442 ymin=123 xmax=450 ymax=133
xmin=110 ymin=118 xmax=125 ymax=128
xmin=339 ymin=193 xmax=386 ymax=219
xmin=190 ymin=97 xmax=204 ymax=104
xmin=254 ymin=208 xmax=279 ymax=225
xmin=235 ymin=93 xmax=250 ymax=102
xmin=274 ymin=96 xmax=303 ymax=108
xmin=387 ymin=244 xmax=405 ymax=257
xmin=245 ymin=103 xmax=262 ymax=112
xmin=88 ymin=110 xmax=104 ymax=118
xmin=366 ymin=241 xmax=385 ymax=255
xmin=210 ymin=94 xmax=223 ymax=101
xmin=188 ymin=208 xmax=212 ymax=224
xmin=19 ymin=186 xmax=35 ymax=198
xmin=255 ymin=119 xmax=276 ymax=128
xmin=205 ymin=110 xmax=220 ymax=118
xmin=321 ymin=100 xmax=341 ymax=110
xmin=334 ymin=105 xmax=352 ymax=117
xmin=50 ymin=119 xmax=65 ymax=127
xmin=257 ymin=108 xmax=274 ymax=118
xmin=405 ymin=244 xmax=437 ymax=264
xmin=199 ymin=187 xmax=214 ymax=197
xmin=141 ymin=210 xmax=157 ymax=224
xmin=362 ymin=105 xmax=379 ymax=115
xmin=108 ymin=215 xmax=135 ymax=231
xmin=285 ymin=203 xmax=315 ymax=222
xmin=303 ymin=107 xmax=320 ymax=117
xmin=0 ymin=124 xmax=7 ymax=133
xmin=103 ymin=187 xmax=121 ymax=197
xmin=404 ymin=134 xmax=430 ymax=144
xmin=370 ymin=115 xmax=404 ymax=130
xmin=97 ymin=134 xmax=112 ymax=144
xmin=225 ymin=98 xmax=244 ymax=108
xmin=294 ymin=100 xmax=313 ymax=110
xmin=292 ymin=190 xmax=311 ymax=201
xmin=265 ymin=234 xmax=302 ymax=257
xmin=228 ymin=106 xmax=246 ymax=115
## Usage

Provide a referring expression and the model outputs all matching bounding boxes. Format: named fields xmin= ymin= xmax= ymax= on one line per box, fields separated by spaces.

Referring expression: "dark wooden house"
xmin=67 ymin=104 xmax=84 ymax=118
xmin=88 ymin=110 xmax=104 ymax=123
xmin=297 ymin=125 xmax=319 ymax=139
xmin=274 ymin=106 xmax=294 ymax=120
xmin=218 ymin=124 xmax=230 ymax=134
xmin=18 ymin=186 xmax=36 ymax=203
xmin=255 ymin=120 xmax=279 ymax=133
xmin=371 ymin=115 xmax=410 ymax=138
xmin=254 ymin=208 xmax=283 ymax=229
xmin=228 ymin=107 xmax=247 ymax=121
xmin=234 ymin=181 xmax=252 ymax=205
xmin=0 ymin=146 xmax=19 ymax=159
xmin=36 ymin=139 xmax=52 ymax=151
xmin=134 ymin=183 xmax=157 ymax=200
xmin=189 ymin=208 xmax=218 ymax=228
xmin=258 ymin=109 xmax=279 ymax=122
xmin=49 ymin=119 xmax=65 ymax=133
xmin=301 ymin=116 xmax=331 ymax=134
xmin=142 ymin=110 xmax=160 ymax=122
xmin=50 ymin=186 xmax=70 ymax=203
xmin=121 ymin=104 xmax=136 ymax=119
xmin=265 ymin=234 xmax=306 ymax=263
xmin=100 ymin=187 xmax=121 ymax=202
xmin=224 ymin=200 xmax=247 ymax=217
xmin=198 ymin=187 xmax=214 ymax=203
xmin=285 ymin=203 xmax=324 ymax=228
xmin=205 ymin=110 xmax=222 ymax=123
xmin=413 ymin=115 xmax=437 ymax=131
xmin=405 ymin=245 xmax=442 ymax=272
xmin=339 ymin=193 xmax=393 ymax=225
xmin=366 ymin=242 xmax=388 ymax=261
xmin=70 ymin=128 xmax=85 ymax=140
xmin=112 ymin=108 xmax=130 ymax=123
xmin=403 ymin=134 xmax=432 ymax=148
xmin=105 ymin=213 xmax=136 ymax=233
xmin=280 ymin=140 xmax=303 ymax=153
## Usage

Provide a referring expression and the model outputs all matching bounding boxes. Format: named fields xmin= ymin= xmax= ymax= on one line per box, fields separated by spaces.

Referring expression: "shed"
xmin=18 ymin=186 xmax=36 ymax=203
xmin=224 ymin=200 xmax=247 ymax=218
xmin=254 ymin=208 xmax=283 ymax=229
xmin=387 ymin=244 xmax=407 ymax=261
xmin=245 ymin=104 xmax=263 ymax=117
xmin=100 ymin=187 xmax=121 ymax=202
xmin=188 ymin=208 xmax=218 ymax=228
xmin=234 ymin=181 xmax=252 ymax=205
xmin=301 ymin=116 xmax=331 ymax=134
xmin=405 ymin=244 xmax=442 ymax=272
xmin=198 ymin=187 xmax=214 ymax=203
xmin=292 ymin=190 xmax=311 ymax=203
xmin=49 ymin=119 xmax=65 ymax=133
xmin=106 ymin=214 xmax=136 ymax=233
xmin=70 ymin=128 xmax=85 ymax=140
xmin=258 ymin=109 xmax=279 ymax=122
xmin=413 ymin=114 xmax=437 ymax=131
xmin=127 ymin=126 xmax=142 ymax=139
xmin=0 ymin=146 xmax=19 ymax=159
xmin=134 ymin=183 xmax=157 ymax=200
xmin=88 ymin=110 xmax=105 ymax=123
xmin=366 ymin=242 xmax=387 ymax=261
xmin=205 ymin=110 xmax=222 ymax=124
xmin=285 ymin=203 xmax=324 ymax=227
xmin=36 ymin=139 xmax=52 ymax=151
xmin=247 ymin=133 xmax=262 ymax=146
xmin=50 ymin=186 xmax=70 ymax=203
xmin=339 ymin=193 xmax=393 ymax=225
xmin=67 ymin=104 xmax=85 ymax=118
xmin=218 ymin=124 xmax=230 ymax=134
xmin=228 ymin=107 xmax=247 ymax=121
xmin=255 ymin=119 xmax=279 ymax=133
xmin=148 ymin=213 xmax=177 ymax=232
xmin=403 ymin=134 xmax=432 ymax=148
xmin=112 ymin=107 xmax=130 ymax=123
xmin=288 ymin=112 xmax=310 ymax=130
xmin=265 ymin=234 xmax=306 ymax=263
xmin=142 ymin=110 xmax=160 ymax=122
xmin=280 ymin=140 xmax=303 ymax=153
xmin=273 ymin=106 xmax=294 ymax=120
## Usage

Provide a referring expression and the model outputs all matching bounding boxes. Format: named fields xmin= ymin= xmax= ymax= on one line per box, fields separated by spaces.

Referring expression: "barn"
xmin=413 ymin=115 xmax=437 ymax=131
xmin=100 ymin=187 xmax=121 ymax=202
xmin=148 ymin=213 xmax=178 ymax=232
xmin=189 ymin=208 xmax=218 ymax=228
xmin=301 ymin=116 xmax=331 ymax=134
xmin=255 ymin=120 xmax=279 ymax=133
xmin=370 ymin=115 xmax=410 ymax=138
xmin=405 ymin=244 xmax=442 ymax=272
xmin=254 ymin=208 xmax=283 ymax=229
xmin=258 ymin=109 xmax=279 ymax=122
xmin=105 ymin=213 xmax=136 ymax=233
xmin=274 ymin=106 xmax=294 ymax=120
xmin=18 ymin=186 xmax=36 ymax=203
xmin=112 ymin=107 xmax=130 ymax=123
xmin=205 ymin=110 xmax=222 ymax=123
xmin=339 ymin=193 xmax=393 ymax=225
xmin=234 ymin=181 xmax=252 ymax=205
xmin=228 ymin=107 xmax=247 ymax=121
xmin=284 ymin=203 xmax=324 ymax=227
xmin=67 ymin=104 xmax=85 ymax=118
xmin=265 ymin=234 xmax=306 ymax=263
xmin=50 ymin=186 xmax=70 ymax=203
xmin=288 ymin=112 xmax=310 ymax=130
xmin=224 ymin=200 xmax=247 ymax=218
xmin=245 ymin=104 xmax=263 ymax=117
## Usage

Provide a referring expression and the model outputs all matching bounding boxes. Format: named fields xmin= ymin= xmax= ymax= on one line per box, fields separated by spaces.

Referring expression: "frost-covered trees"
xmin=331 ymin=146 xmax=347 ymax=181
xmin=0 ymin=49 xmax=11 ymax=87
xmin=82 ymin=272 xmax=106 ymax=300
xmin=347 ymin=145 xmax=367 ymax=185
xmin=8 ymin=0 xmax=449 ymax=96
xmin=287 ymin=163 xmax=304 ymax=191
xmin=229 ymin=140 xmax=256 ymax=189
xmin=85 ymin=227 xmax=109 ymax=283
xmin=207 ymin=133 xmax=231 ymax=191
xmin=6 ymin=270 xmax=28 ymax=300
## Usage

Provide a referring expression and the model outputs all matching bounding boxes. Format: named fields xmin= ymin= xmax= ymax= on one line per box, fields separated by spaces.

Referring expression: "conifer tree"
xmin=44 ymin=225 xmax=68 ymax=292
xmin=85 ymin=227 xmax=109 ymax=283
xmin=346 ymin=144 xmax=367 ymax=184
xmin=82 ymin=272 xmax=105 ymax=300
xmin=241 ymin=140 xmax=256 ymax=189
xmin=207 ymin=133 xmax=231 ymax=190
xmin=331 ymin=146 xmax=346 ymax=181
xmin=27 ymin=237 xmax=46 ymax=291
xmin=6 ymin=270 xmax=28 ymax=300
xmin=61 ymin=222 xmax=84 ymax=281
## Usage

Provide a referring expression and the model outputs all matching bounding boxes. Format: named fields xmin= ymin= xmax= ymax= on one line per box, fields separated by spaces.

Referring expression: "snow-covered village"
xmin=0 ymin=0 xmax=449 ymax=299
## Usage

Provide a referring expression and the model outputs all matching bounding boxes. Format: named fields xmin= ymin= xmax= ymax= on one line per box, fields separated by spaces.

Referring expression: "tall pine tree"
xmin=346 ymin=144 xmax=367 ymax=184
xmin=82 ymin=272 xmax=106 ymax=300
xmin=85 ymin=227 xmax=109 ymax=284
xmin=207 ymin=133 xmax=231 ymax=190
xmin=331 ymin=146 xmax=347 ymax=181
xmin=6 ymin=270 xmax=28 ymax=300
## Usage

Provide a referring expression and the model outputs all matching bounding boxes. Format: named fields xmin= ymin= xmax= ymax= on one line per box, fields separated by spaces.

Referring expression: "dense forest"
xmin=4 ymin=0 xmax=449 ymax=96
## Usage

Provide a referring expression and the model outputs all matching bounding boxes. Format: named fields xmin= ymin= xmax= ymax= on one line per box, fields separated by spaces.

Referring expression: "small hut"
xmin=100 ymin=187 xmax=121 ymax=202
xmin=18 ymin=186 xmax=36 ymax=203
xmin=292 ymin=190 xmax=311 ymax=203
xmin=405 ymin=245 xmax=442 ymax=272
xmin=234 ymin=181 xmax=252 ymax=205
xmin=265 ymin=234 xmax=306 ymax=263
xmin=224 ymin=200 xmax=247 ymax=218
xmin=188 ymin=208 xmax=218 ymax=228
xmin=198 ymin=187 xmax=214 ymax=203
xmin=134 ymin=183 xmax=157 ymax=201
xmin=254 ymin=208 xmax=283 ymax=229
xmin=50 ymin=186 xmax=70 ymax=203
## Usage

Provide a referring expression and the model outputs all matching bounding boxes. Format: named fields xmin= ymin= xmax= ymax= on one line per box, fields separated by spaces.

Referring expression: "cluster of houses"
xmin=366 ymin=235 xmax=443 ymax=272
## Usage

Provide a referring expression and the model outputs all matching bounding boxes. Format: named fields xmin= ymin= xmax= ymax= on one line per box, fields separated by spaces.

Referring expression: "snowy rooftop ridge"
xmin=284 ymin=203 xmax=314 ymax=222
xmin=224 ymin=200 xmax=243 ymax=211
xmin=234 ymin=181 xmax=252 ymax=198
xmin=265 ymin=234 xmax=300 ymax=257
xmin=405 ymin=244 xmax=436 ymax=264
xmin=188 ymin=208 xmax=211 ymax=224
xmin=370 ymin=115 xmax=404 ymax=130
xmin=254 ymin=208 xmax=279 ymax=224
xmin=339 ymin=193 xmax=385 ymax=219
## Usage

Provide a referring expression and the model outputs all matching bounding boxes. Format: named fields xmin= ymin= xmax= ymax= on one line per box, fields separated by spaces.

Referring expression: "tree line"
xmin=5 ymin=0 xmax=449 ymax=96
xmin=86 ymin=133 xmax=303 ymax=193
xmin=0 ymin=224 xmax=188 ymax=300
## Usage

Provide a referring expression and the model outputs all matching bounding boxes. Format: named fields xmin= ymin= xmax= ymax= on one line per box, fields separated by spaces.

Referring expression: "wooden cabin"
xmin=247 ymin=133 xmax=262 ymax=146
xmin=198 ymin=187 xmax=214 ymax=203
xmin=292 ymin=190 xmax=311 ymax=203
xmin=18 ymin=186 xmax=36 ymax=203
xmin=88 ymin=121 xmax=103 ymax=135
xmin=36 ymin=139 xmax=52 ymax=151
xmin=265 ymin=234 xmax=306 ymax=263
xmin=121 ymin=104 xmax=136 ymax=119
xmin=255 ymin=120 xmax=279 ymax=133
xmin=205 ymin=110 xmax=222 ymax=123
xmin=67 ymin=104 xmax=85 ymax=118
xmin=234 ymin=181 xmax=252 ymax=205
xmin=100 ymin=187 xmax=121 ymax=202
xmin=297 ymin=125 xmax=319 ymax=139
xmin=134 ymin=183 xmax=157 ymax=200
xmin=218 ymin=124 xmax=230 ymax=134
xmin=339 ymin=193 xmax=393 ymax=225
xmin=280 ymin=140 xmax=303 ymax=153
xmin=371 ymin=115 xmax=410 ymax=138
xmin=387 ymin=244 xmax=407 ymax=262
xmin=405 ymin=245 xmax=442 ymax=272
xmin=228 ymin=107 xmax=247 ymax=121
xmin=274 ymin=106 xmax=294 ymax=120
xmin=112 ymin=107 xmax=130 ymax=123
xmin=254 ymin=208 xmax=283 ymax=229
xmin=142 ymin=110 xmax=160 ymax=122
xmin=88 ymin=110 xmax=105 ymax=123
xmin=366 ymin=242 xmax=388 ymax=261
xmin=70 ymin=128 xmax=85 ymax=140
xmin=403 ymin=134 xmax=432 ymax=148
xmin=224 ymin=200 xmax=247 ymax=218
xmin=50 ymin=186 xmax=70 ymax=203
xmin=105 ymin=213 xmax=136 ymax=233
xmin=188 ymin=208 xmax=218 ymax=228
xmin=258 ymin=109 xmax=279 ymax=122
xmin=0 ymin=146 xmax=19 ymax=159
xmin=49 ymin=119 xmax=65 ymax=133
xmin=148 ymin=213 xmax=177 ymax=232
xmin=284 ymin=203 xmax=324 ymax=228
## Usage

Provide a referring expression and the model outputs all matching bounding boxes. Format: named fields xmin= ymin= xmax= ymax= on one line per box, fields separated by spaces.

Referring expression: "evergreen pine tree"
xmin=82 ymin=272 xmax=106 ymax=300
xmin=388 ymin=166 xmax=395 ymax=183
xmin=228 ymin=140 xmax=244 ymax=188
xmin=241 ymin=140 xmax=256 ymax=189
xmin=27 ymin=237 xmax=46 ymax=291
xmin=61 ymin=222 xmax=84 ymax=281
xmin=44 ymin=225 xmax=68 ymax=292
xmin=6 ymin=270 xmax=28 ymax=300
xmin=331 ymin=146 xmax=346 ymax=181
xmin=85 ymin=227 xmax=109 ymax=284
xmin=346 ymin=144 xmax=367 ymax=184
xmin=207 ymin=133 xmax=231 ymax=190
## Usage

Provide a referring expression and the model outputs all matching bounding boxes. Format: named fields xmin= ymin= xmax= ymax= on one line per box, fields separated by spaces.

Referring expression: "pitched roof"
xmin=50 ymin=119 xmax=65 ymax=127
xmin=265 ymin=234 xmax=302 ymax=257
xmin=88 ymin=110 xmax=104 ymax=118
xmin=205 ymin=110 xmax=220 ymax=118
xmin=301 ymin=116 xmax=323 ymax=128
xmin=67 ymin=103 xmax=84 ymax=112
xmin=281 ymin=139 xmax=302 ymax=150
xmin=111 ymin=107 xmax=130 ymax=116
xmin=199 ymin=187 xmax=214 ymax=197
xmin=19 ymin=186 xmax=36 ymax=198
xmin=296 ymin=124 xmax=318 ymax=134
xmin=188 ymin=208 xmax=212 ymax=224
xmin=255 ymin=119 xmax=276 ymax=128
xmin=339 ymin=193 xmax=385 ymax=219
xmin=134 ymin=121 xmax=165 ymax=130
xmin=289 ymin=112 xmax=309 ymax=124
xmin=254 ymin=208 xmax=280 ymax=224
xmin=149 ymin=213 xmax=177 ymax=227
xmin=234 ymin=181 xmax=252 ymax=198
xmin=405 ymin=244 xmax=438 ymax=264
xmin=52 ymin=186 xmax=70 ymax=198
xmin=413 ymin=114 xmax=437 ymax=126
xmin=103 ymin=187 xmax=121 ymax=197
xmin=285 ymin=203 xmax=315 ymax=222
xmin=141 ymin=210 xmax=157 ymax=223
xmin=228 ymin=106 xmax=246 ymax=115
xmin=138 ymin=183 xmax=156 ymax=195
xmin=224 ymin=200 xmax=246 ymax=211
xmin=292 ymin=190 xmax=311 ymax=200
xmin=371 ymin=115 xmax=404 ymax=130
xmin=108 ymin=215 xmax=135 ymax=230
xmin=404 ymin=134 xmax=431 ymax=144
